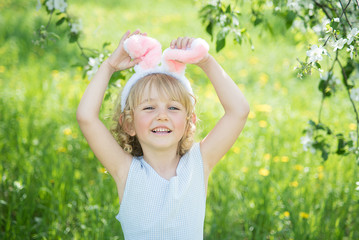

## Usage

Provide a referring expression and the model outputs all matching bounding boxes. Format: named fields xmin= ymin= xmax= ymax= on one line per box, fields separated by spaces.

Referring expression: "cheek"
xmin=133 ymin=113 xmax=152 ymax=132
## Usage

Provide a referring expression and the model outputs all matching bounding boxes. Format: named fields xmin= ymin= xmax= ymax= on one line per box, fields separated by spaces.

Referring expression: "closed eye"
xmin=143 ymin=106 xmax=154 ymax=110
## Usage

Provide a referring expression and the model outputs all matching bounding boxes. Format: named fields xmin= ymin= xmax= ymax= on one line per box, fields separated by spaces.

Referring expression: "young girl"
xmin=77 ymin=30 xmax=249 ymax=239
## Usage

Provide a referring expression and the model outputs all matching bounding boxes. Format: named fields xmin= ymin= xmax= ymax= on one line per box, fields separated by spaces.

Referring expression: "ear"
xmin=123 ymin=35 xmax=162 ymax=71
xmin=119 ymin=114 xmax=136 ymax=137
xmin=190 ymin=113 xmax=197 ymax=124
xmin=161 ymin=38 xmax=209 ymax=75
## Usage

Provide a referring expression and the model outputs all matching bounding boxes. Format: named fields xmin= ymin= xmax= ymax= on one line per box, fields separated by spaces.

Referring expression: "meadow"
xmin=1 ymin=0 xmax=359 ymax=239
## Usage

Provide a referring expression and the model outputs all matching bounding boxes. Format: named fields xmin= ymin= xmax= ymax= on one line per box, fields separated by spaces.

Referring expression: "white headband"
xmin=120 ymin=35 xmax=209 ymax=112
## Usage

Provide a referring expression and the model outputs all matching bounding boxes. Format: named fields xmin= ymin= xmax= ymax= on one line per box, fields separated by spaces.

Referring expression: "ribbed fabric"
xmin=116 ymin=142 xmax=206 ymax=240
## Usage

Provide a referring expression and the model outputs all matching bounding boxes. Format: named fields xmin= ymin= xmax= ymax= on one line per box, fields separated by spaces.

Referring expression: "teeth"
xmin=152 ymin=128 xmax=171 ymax=133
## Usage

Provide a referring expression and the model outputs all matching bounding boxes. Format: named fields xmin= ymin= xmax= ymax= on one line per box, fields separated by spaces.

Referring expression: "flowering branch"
xmin=200 ymin=0 xmax=359 ymax=163
xmin=34 ymin=0 xmax=121 ymax=82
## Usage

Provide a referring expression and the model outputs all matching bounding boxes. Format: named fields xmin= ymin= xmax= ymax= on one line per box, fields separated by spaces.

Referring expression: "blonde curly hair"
xmin=111 ymin=73 xmax=196 ymax=157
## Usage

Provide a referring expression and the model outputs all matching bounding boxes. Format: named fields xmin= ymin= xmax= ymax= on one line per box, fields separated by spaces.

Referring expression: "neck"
xmin=142 ymin=147 xmax=180 ymax=180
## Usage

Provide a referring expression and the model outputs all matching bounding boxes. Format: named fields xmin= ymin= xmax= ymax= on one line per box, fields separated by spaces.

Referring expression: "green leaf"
xmin=321 ymin=148 xmax=329 ymax=161
xmin=102 ymin=42 xmax=111 ymax=49
xmin=315 ymin=62 xmax=321 ymax=69
xmin=225 ymin=4 xmax=231 ymax=13
xmin=69 ymin=32 xmax=79 ymax=43
xmin=56 ymin=17 xmax=66 ymax=26
xmin=206 ymin=21 xmax=214 ymax=38
xmin=215 ymin=27 xmax=230 ymax=52
xmin=284 ymin=11 xmax=297 ymax=29
xmin=233 ymin=30 xmax=242 ymax=44
xmin=343 ymin=60 xmax=355 ymax=85
xmin=336 ymin=133 xmax=346 ymax=155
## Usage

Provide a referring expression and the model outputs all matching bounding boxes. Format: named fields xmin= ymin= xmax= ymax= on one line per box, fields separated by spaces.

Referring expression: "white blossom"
xmin=86 ymin=54 xmax=104 ymax=80
xmin=333 ymin=18 xmax=340 ymax=22
xmin=287 ymin=0 xmax=300 ymax=12
xmin=46 ymin=0 xmax=55 ymax=11
xmin=70 ymin=20 xmax=82 ymax=34
xmin=36 ymin=0 xmax=42 ymax=11
xmin=350 ymin=88 xmax=359 ymax=102
xmin=331 ymin=38 xmax=347 ymax=51
xmin=347 ymin=28 xmax=359 ymax=45
xmin=54 ymin=0 xmax=67 ymax=13
xmin=356 ymin=181 xmax=359 ymax=191
xmin=347 ymin=45 xmax=355 ymax=59
xmin=301 ymin=133 xmax=316 ymax=153
xmin=306 ymin=45 xmax=327 ymax=62
xmin=14 ymin=181 xmax=24 ymax=191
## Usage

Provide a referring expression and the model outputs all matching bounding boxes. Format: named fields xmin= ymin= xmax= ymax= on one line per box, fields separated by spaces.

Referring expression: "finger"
xmin=119 ymin=30 xmax=131 ymax=44
xmin=170 ymin=39 xmax=177 ymax=49
xmin=129 ymin=29 xmax=141 ymax=37
xmin=188 ymin=38 xmax=195 ymax=48
xmin=181 ymin=37 xmax=191 ymax=49
xmin=176 ymin=37 xmax=183 ymax=49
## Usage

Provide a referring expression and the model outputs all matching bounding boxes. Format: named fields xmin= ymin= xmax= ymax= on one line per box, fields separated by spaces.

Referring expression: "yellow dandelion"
xmin=317 ymin=166 xmax=324 ymax=172
xmin=284 ymin=211 xmax=290 ymax=217
xmin=281 ymin=156 xmax=289 ymax=162
xmin=299 ymin=212 xmax=309 ymax=219
xmin=318 ymin=172 xmax=324 ymax=180
xmin=263 ymin=153 xmax=271 ymax=161
xmin=63 ymin=128 xmax=72 ymax=136
xmin=349 ymin=123 xmax=356 ymax=131
xmin=273 ymin=156 xmax=280 ymax=162
xmin=259 ymin=73 xmax=269 ymax=86
xmin=259 ymin=120 xmax=268 ymax=128
xmin=99 ymin=167 xmax=108 ymax=174
xmin=241 ymin=167 xmax=248 ymax=173
xmin=249 ymin=56 xmax=259 ymax=65
xmin=0 ymin=65 xmax=5 ymax=73
xmin=239 ymin=69 xmax=248 ymax=77
xmin=294 ymin=164 xmax=303 ymax=171
xmin=254 ymin=104 xmax=272 ymax=113
xmin=224 ymin=50 xmax=236 ymax=59
xmin=57 ymin=147 xmax=67 ymax=153
xmin=259 ymin=168 xmax=270 ymax=176
xmin=232 ymin=147 xmax=240 ymax=154
xmin=248 ymin=111 xmax=256 ymax=119
xmin=290 ymin=181 xmax=299 ymax=187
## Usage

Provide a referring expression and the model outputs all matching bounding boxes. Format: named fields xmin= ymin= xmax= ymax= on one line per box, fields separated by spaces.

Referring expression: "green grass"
xmin=1 ymin=0 xmax=359 ymax=239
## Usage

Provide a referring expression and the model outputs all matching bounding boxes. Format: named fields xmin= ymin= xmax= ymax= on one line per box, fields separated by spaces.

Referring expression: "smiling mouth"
xmin=151 ymin=127 xmax=172 ymax=133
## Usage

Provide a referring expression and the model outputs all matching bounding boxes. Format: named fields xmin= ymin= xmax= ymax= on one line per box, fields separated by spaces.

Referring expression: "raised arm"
xmin=195 ymin=54 xmax=250 ymax=171
xmin=76 ymin=30 xmax=142 ymax=189
xmin=170 ymin=37 xmax=249 ymax=173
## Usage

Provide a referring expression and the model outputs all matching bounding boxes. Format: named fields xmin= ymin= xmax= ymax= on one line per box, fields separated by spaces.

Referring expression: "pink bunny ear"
xmin=161 ymin=38 xmax=209 ymax=75
xmin=124 ymin=35 xmax=162 ymax=71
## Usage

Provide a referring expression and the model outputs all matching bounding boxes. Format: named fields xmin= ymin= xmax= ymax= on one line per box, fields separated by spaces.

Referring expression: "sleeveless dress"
xmin=116 ymin=142 xmax=206 ymax=240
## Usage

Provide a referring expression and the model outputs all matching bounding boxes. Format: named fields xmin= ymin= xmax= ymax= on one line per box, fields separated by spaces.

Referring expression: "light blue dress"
xmin=116 ymin=143 xmax=206 ymax=240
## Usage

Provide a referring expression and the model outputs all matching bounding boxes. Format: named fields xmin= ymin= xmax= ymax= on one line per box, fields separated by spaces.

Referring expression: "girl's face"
xmin=130 ymin=85 xmax=188 ymax=154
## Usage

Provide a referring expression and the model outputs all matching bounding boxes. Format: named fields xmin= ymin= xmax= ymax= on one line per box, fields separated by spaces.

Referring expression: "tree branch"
xmin=312 ymin=0 xmax=332 ymax=19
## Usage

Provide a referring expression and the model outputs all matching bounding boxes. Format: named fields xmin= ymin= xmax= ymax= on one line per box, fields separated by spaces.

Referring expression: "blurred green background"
xmin=1 ymin=0 xmax=358 ymax=239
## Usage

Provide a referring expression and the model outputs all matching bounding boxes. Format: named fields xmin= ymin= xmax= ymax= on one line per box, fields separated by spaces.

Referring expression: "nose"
xmin=156 ymin=108 xmax=169 ymax=121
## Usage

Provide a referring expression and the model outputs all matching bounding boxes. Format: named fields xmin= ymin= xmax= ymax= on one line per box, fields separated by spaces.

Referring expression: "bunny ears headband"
xmin=120 ymin=35 xmax=209 ymax=111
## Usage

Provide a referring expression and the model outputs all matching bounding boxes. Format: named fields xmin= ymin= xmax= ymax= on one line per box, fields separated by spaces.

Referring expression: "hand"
xmin=105 ymin=30 xmax=146 ymax=72
xmin=170 ymin=36 xmax=195 ymax=50
xmin=170 ymin=36 xmax=210 ymax=66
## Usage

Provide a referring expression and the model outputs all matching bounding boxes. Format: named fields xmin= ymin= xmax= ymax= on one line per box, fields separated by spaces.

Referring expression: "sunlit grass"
xmin=1 ymin=0 xmax=359 ymax=239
